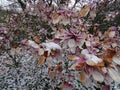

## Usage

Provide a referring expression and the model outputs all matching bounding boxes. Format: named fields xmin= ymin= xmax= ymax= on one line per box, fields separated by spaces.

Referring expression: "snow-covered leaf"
xmin=42 ymin=42 xmax=61 ymax=50
xmin=108 ymin=68 xmax=120 ymax=82
xmin=85 ymin=54 xmax=103 ymax=64
xmin=112 ymin=56 xmax=120 ymax=65
xmin=81 ymin=49 xmax=89 ymax=55
xmin=68 ymin=39 xmax=76 ymax=48
xmin=86 ymin=59 xmax=104 ymax=66
xmin=90 ymin=9 xmax=96 ymax=20
xmin=101 ymin=67 xmax=107 ymax=73
xmin=92 ymin=71 xmax=104 ymax=82
xmin=38 ymin=48 xmax=44 ymax=55
xmin=109 ymin=31 xmax=115 ymax=38
xmin=112 ymin=43 xmax=117 ymax=48
xmin=0 ymin=36 xmax=4 ymax=40
xmin=70 ymin=47 xmax=76 ymax=53
xmin=28 ymin=40 xmax=40 ymax=48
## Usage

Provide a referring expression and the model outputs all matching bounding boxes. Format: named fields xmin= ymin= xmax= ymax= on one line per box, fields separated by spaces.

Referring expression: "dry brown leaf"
xmin=48 ymin=67 xmax=56 ymax=80
xmin=95 ymin=61 xmax=104 ymax=67
xmin=79 ymin=72 xmax=86 ymax=83
xmin=75 ymin=63 xmax=84 ymax=70
xmin=44 ymin=51 xmax=48 ymax=57
xmin=12 ymin=45 xmax=19 ymax=48
xmin=38 ymin=55 xmax=46 ymax=65
xmin=67 ymin=55 xmax=79 ymax=61
xmin=102 ymin=48 xmax=116 ymax=64
xmin=51 ymin=13 xmax=61 ymax=24
xmin=51 ymin=13 xmax=59 ymax=20
xmin=79 ymin=4 xmax=90 ymax=17
xmin=55 ymin=62 xmax=62 ymax=72
xmin=70 ymin=62 xmax=84 ymax=70
xmin=33 ymin=36 xmax=40 ymax=44
xmin=48 ymin=71 xmax=56 ymax=80
xmin=60 ymin=83 xmax=64 ymax=90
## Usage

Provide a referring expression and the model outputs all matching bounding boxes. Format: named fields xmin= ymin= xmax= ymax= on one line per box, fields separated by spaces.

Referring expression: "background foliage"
xmin=0 ymin=0 xmax=120 ymax=90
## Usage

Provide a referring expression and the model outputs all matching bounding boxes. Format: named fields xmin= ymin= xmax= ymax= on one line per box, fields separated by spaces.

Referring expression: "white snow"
xmin=42 ymin=42 xmax=61 ymax=50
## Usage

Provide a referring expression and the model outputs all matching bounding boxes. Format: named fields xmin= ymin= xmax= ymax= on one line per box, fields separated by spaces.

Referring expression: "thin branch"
xmin=17 ymin=0 xmax=26 ymax=11
xmin=47 ymin=0 xmax=52 ymax=6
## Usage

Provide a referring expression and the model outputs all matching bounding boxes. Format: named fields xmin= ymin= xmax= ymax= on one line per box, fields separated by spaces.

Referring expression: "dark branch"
xmin=17 ymin=0 xmax=26 ymax=11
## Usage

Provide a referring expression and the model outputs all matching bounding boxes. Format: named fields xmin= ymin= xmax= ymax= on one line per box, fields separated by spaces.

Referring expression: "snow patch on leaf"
xmin=81 ymin=49 xmax=103 ymax=64
xmin=27 ymin=40 xmax=40 ymax=48
xmin=42 ymin=42 xmax=61 ymax=50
